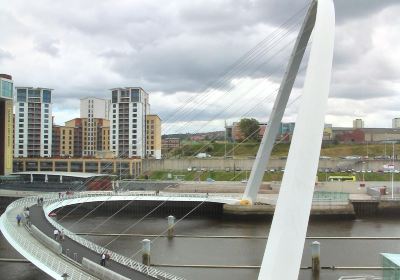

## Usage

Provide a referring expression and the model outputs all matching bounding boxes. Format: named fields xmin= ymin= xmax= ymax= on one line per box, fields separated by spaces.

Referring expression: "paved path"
xmin=1 ymin=204 xmax=97 ymax=280
xmin=30 ymin=205 xmax=155 ymax=280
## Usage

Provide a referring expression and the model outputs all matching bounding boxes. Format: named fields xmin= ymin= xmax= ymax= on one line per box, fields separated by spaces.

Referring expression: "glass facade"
xmin=43 ymin=90 xmax=51 ymax=103
xmin=0 ymin=80 xmax=13 ymax=99
xmin=131 ymin=88 xmax=140 ymax=102
xmin=17 ymin=89 xmax=27 ymax=102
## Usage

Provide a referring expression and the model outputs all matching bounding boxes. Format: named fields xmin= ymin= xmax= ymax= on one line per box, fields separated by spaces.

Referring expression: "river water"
xmin=2 ymin=214 xmax=400 ymax=279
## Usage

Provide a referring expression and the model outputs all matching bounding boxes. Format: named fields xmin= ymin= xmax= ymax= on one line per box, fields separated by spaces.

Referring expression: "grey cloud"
xmin=331 ymin=83 xmax=397 ymax=100
xmin=0 ymin=49 xmax=14 ymax=61
xmin=34 ymin=37 xmax=60 ymax=57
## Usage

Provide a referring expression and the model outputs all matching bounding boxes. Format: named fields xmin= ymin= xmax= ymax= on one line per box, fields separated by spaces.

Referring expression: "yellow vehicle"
xmin=327 ymin=175 xmax=356 ymax=182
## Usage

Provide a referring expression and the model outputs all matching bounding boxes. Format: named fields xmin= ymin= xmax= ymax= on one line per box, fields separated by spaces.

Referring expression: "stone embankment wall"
xmin=143 ymin=158 xmax=399 ymax=172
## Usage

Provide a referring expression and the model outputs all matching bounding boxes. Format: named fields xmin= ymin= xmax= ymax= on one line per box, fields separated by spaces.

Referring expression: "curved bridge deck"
xmin=1 ymin=191 xmax=239 ymax=280
xmin=30 ymin=205 xmax=156 ymax=280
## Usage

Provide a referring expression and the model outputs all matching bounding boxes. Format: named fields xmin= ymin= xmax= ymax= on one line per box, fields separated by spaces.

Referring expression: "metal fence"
xmin=313 ymin=191 xmax=349 ymax=202
xmin=44 ymin=192 xmax=188 ymax=280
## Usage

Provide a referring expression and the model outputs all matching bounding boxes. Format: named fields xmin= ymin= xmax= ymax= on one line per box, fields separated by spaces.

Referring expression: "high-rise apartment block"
xmin=392 ymin=118 xmax=400 ymax=129
xmin=146 ymin=115 xmax=162 ymax=159
xmin=110 ymin=87 xmax=149 ymax=158
xmin=14 ymin=87 xmax=53 ymax=158
xmin=353 ymin=118 xmax=364 ymax=129
xmin=80 ymin=97 xmax=110 ymax=156
xmin=0 ymin=74 xmax=14 ymax=174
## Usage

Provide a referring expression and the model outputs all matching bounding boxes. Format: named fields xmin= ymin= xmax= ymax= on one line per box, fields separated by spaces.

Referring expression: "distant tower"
xmin=14 ymin=87 xmax=53 ymax=158
xmin=109 ymin=87 xmax=149 ymax=158
xmin=392 ymin=118 xmax=400 ymax=129
xmin=353 ymin=118 xmax=364 ymax=129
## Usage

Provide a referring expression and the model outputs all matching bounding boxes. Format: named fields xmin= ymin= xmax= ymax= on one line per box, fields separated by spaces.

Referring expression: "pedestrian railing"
xmin=0 ymin=196 xmax=96 ymax=280
xmin=338 ymin=276 xmax=381 ymax=280
xmin=43 ymin=192 xmax=188 ymax=280
xmin=313 ymin=191 xmax=349 ymax=203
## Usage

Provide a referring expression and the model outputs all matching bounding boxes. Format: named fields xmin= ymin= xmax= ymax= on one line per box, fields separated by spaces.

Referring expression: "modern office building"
xmin=146 ymin=114 xmax=162 ymax=159
xmin=109 ymin=87 xmax=149 ymax=158
xmin=0 ymin=74 xmax=14 ymax=175
xmin=14 ymin=87 xmax=53 ymax=158
xmin=353 ymin=118 xmax=364 ymax=129
xmin=392 ymin=118 xmax=400 ymax=129
xmin=80 ymin=97 xmax=110 ymax=156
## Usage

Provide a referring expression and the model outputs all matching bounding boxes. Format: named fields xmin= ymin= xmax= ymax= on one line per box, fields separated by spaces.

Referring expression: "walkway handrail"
xmin=1 ymin=195 xmax=95 ymax=280
xmin=43 ymin=192 xmax=187 ymax=280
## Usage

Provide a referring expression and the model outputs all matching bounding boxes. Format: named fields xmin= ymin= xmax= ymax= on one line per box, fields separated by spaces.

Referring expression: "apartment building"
xmin=14 ymin=87 xmax=53 ymax=158
xmin=52 ymin=118 xmax=110 ymax=158
xmin=109 ymin=87 xmax=149 ymax=158
xmin=80 ymin=97 xmax=110 ymax=156
xmin=52 ymin=125 xmax=74 ymax=157
xmin=146 ymin=114 xmax=162 ymax=159
xmin=0 ymin=74 xmax=13 ymax=174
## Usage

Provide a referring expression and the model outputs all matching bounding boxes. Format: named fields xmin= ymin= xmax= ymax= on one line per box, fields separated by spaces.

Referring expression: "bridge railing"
xmin=2 ymin=196 xmax=95 ymax=280
xmin=43 ymin=192 xmax=187 ymax=280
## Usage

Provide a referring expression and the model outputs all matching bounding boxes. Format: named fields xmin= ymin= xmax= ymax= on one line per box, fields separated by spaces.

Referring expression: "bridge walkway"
xmin=0 ymin=202 xmax=97 ymax=280
xmin=30 ymin=204 xmax=156 ymax=280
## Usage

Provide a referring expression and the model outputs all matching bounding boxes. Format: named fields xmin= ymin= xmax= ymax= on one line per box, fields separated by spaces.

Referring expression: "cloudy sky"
xmin=1 ymin=0 xmax=399 ymax=134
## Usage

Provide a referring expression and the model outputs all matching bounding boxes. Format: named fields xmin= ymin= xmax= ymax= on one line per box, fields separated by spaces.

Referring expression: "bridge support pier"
xmin=141 ymin=239 xmax=151 ymax=266
xmin=167 ymin=215 xmax=175 ymax=239
xmin=311 ymin=241 xmax=320 ymax=277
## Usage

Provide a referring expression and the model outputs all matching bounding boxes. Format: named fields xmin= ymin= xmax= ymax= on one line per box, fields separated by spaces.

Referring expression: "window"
xmin=44 ymin=109 xmax=49 ymax=113
xmin=45 ymin=104 xmax=49 ymax=108
xmin=19 ymin=113 xmax=24 ymax=117
xmin=19 ymin=129 xmax=23 ymax=133
xmin=19 ymin=140 xmax=23 ymax=143
xmin=133 ymin=114 xmax=137 ymax=117
xmin=44 ymin=130 xmax=48 ymax=133
xmin=19 ymin=107 xmax=24 ymax=112
xmin=43 ymin=90 xmax=51 ymax=103
xmin=19 ymin=124 xmax=23 ymax=127
xmin=44 ymin=114 xmax=49 ymax=118
xmin=16 ymin=89 xmax=26 ymax=102
xmin=131 ymin=89 xmax=140 ymax=102
xmin=44 ymin=145 xmax=48 ymax=149
xmin=44 ymin=135 xmax=48 ymax=139
xmin=112 ymin=91 xmax=118 ymax=103
xmin=133 ymin=119 xmax=137 ymax=123
xmin=19 ymin=145 xmax=23 ymax=149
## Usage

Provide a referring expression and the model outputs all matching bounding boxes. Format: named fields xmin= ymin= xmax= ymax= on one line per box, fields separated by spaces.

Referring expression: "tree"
xmin=239 ymin=118 xmax=260 ymax=141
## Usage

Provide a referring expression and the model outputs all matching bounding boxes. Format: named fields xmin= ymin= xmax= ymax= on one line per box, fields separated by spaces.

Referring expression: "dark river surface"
xmin=2 ymin=214 xmax=400 ymax=279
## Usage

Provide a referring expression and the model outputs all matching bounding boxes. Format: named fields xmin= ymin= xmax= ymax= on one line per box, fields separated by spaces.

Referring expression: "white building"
xmin=80 ymin=97 xmax=110 ymax=156
xmin=14 ymin=87 xmax=53 ymax=157
xmin=393 ymin=118 xmax=400 ymax=129
xmin=109 ymin=87 xmax=149 ymax=158
xmin=80 ymin=97 xmax=110 ymax=119
xmin=353 ymin=118 xmax=364 ymax=129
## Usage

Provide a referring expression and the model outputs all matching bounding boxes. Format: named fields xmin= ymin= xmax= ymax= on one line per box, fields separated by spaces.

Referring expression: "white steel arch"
xmin=257 ymin=0 xmax=335 ymax=279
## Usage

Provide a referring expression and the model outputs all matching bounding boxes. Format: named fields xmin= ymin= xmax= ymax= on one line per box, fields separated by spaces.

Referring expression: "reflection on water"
xmin=2 ymin=215 xmax=397 ymax=279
